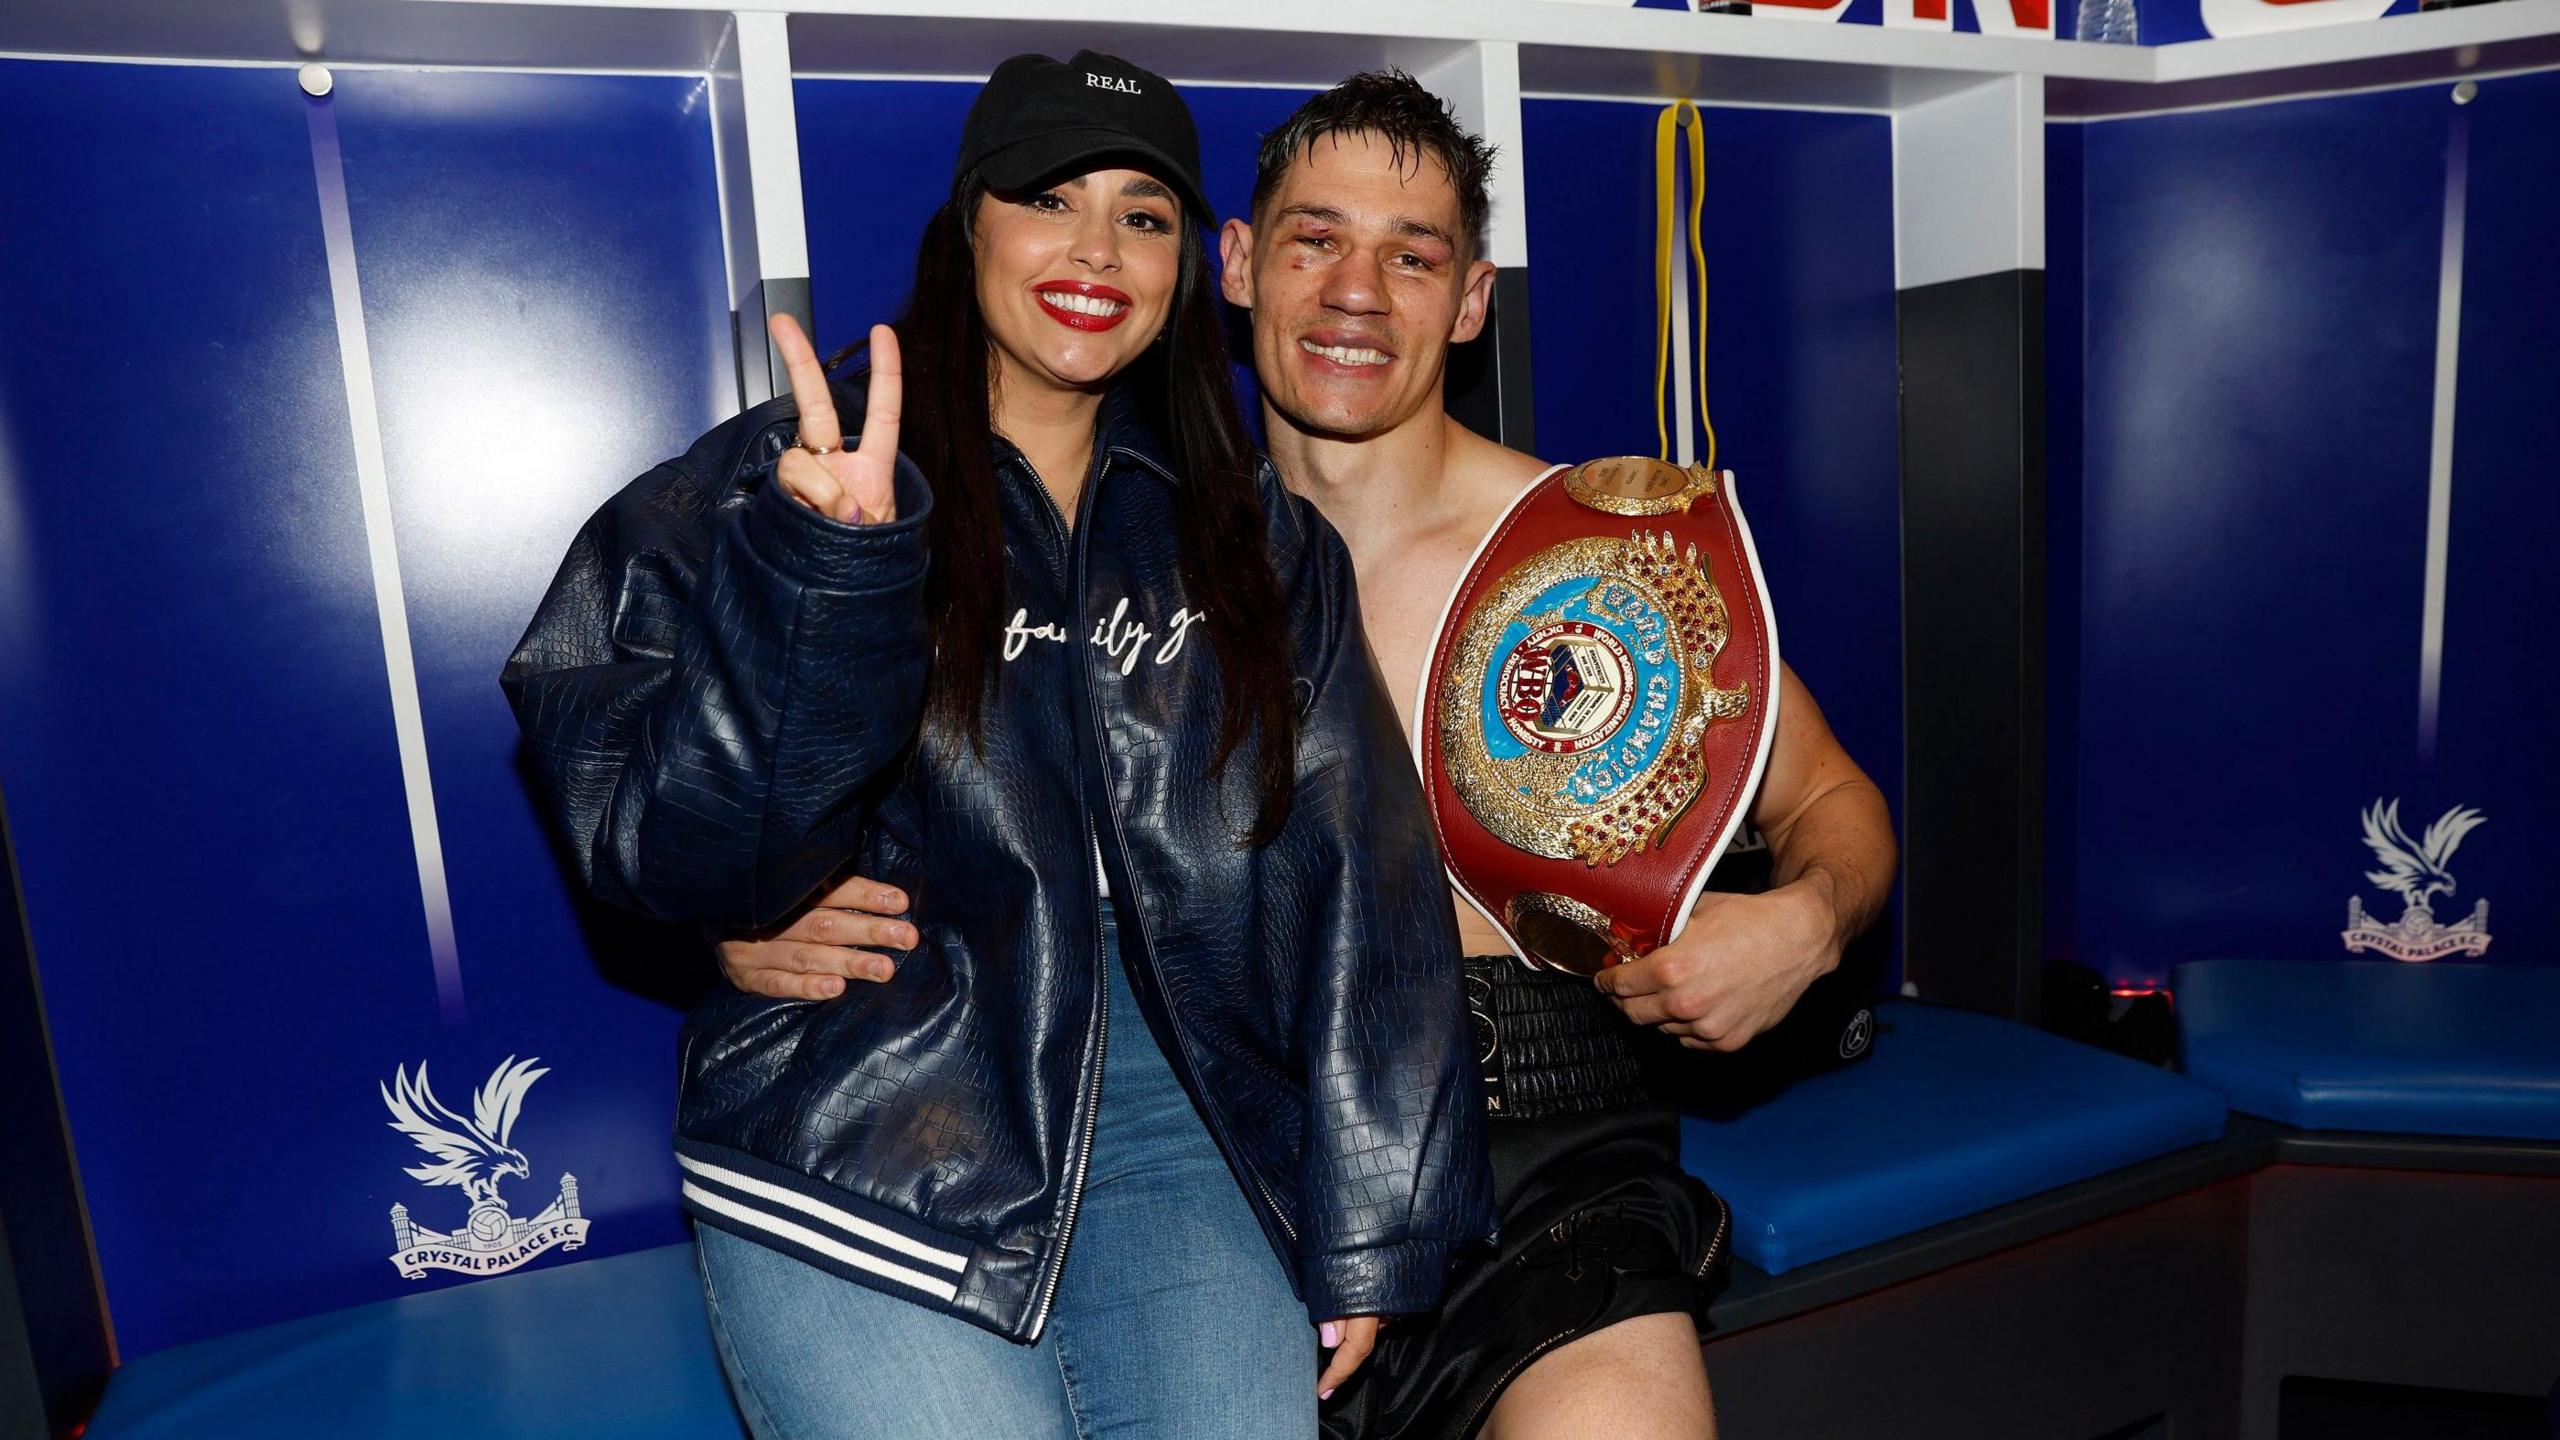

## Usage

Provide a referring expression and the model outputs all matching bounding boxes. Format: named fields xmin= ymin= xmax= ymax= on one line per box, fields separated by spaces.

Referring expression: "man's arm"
xmin=1593 ymin=663 xmax=1898 ymax=1050
xmin=1751 ymin=664 xmax=1898 ymax=954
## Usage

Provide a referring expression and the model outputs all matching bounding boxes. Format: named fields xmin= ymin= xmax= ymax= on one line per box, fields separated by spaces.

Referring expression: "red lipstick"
xmin=1032 ymin=280 xmax=1133 ymax=332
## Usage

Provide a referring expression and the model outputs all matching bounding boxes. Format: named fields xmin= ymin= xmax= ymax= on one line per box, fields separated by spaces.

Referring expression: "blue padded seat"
xmin=2174 ymin=959 xmax=2560 ymax=1141
xmin=1680 ymin=1001 xmax=2229 ymax=1275
xmin=85 ymin=1243 xmax=742 ymax=1439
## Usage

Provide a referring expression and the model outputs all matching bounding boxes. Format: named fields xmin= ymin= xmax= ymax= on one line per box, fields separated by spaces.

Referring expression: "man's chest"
xmin=1356 ymin=539 xmax=1478 ymax=745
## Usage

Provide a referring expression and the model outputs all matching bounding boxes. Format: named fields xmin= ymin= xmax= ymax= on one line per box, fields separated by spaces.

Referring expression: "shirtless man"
xmin=717 ymin=73 xmax=1896 ymax=1440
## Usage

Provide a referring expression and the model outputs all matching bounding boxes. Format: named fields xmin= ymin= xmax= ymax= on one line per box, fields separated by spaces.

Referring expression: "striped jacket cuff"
xmin=673 ymin=1139 xmax=976 ymax=1312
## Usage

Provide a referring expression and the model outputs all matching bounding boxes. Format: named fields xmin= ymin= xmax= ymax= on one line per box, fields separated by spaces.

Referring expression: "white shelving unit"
xmin=2 ymin=0 xmax=2549 ymax=397
xmin=5 ymin=0 xmax=2547 ymax=115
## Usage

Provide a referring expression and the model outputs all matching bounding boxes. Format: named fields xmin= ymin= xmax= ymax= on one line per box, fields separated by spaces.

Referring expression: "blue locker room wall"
xmin=1520 ymin=98 xmax=1905 ymax=971
xmin=0 ymin=60 xmax=731 ymax=1358
xmin=2431 ymin=69 xmax=2560 ymax=971
xmin=2057 ymin=70 xmax=2558 ymax=989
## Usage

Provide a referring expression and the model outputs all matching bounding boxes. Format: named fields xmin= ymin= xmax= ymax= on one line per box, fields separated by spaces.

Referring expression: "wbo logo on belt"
xmin=1420 ymin=457 xmax=1779 ymax=976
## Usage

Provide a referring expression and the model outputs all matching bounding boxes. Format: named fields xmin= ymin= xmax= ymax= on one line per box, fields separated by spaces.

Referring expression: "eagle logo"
xmin=383 ymin=1056 xmax=545 ymax=1207
xmin=381 ymin=1055 xmax=590 ymax=1279
xmin=2343 ymin=799 xmax=2493 ymax=961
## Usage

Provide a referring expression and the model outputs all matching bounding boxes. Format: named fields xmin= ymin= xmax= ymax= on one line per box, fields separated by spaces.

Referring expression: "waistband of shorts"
xmin=1465 ymin=954 xmax=1652 ymax=1121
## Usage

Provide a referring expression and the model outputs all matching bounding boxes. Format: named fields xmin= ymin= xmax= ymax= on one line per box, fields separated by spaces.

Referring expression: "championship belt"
xmin=1418 ymin=99 xmax=1780 ymax=976
xmin=1417 ymin=458 xmax=1779 ymax=975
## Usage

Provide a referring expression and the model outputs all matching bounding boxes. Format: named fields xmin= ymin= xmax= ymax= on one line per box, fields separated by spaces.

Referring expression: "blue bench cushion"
xmin=86 ymin=1243 xmax=742 ymax=1439
xmin=2174 ymin=959 xmax=2560 ymax=1141
xmin=1680 ymin=1001 xmax=2228 ymax=1275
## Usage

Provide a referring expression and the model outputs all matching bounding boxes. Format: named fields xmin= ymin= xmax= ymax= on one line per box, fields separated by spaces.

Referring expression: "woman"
xmin=503 ymin=49 xmax=1494 ymax=1439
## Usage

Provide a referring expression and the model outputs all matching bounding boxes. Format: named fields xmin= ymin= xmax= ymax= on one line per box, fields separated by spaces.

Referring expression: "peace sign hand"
xmin=767 ymin=312 xmax=903 ymax=525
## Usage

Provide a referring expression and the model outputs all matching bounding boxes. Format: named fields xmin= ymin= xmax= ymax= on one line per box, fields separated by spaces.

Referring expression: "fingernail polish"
xmin=1320 ymin=1322 xmax=1340 ymax=1348
xmin=1320 ymin=1389 xmax=1335 ymax=1402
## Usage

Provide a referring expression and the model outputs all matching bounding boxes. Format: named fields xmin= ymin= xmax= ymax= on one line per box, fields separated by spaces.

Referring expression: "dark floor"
xmin=2278 ymin=1377 xmax=2552 ymax=1440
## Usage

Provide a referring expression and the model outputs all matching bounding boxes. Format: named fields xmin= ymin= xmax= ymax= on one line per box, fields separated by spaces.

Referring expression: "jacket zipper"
xmin=1022 ymin=451 xmax=1109 ymax=1343
xmin=1090 ymin=763 xmax=1301 ymax=1251
xmin=1024 ymin=804 xmax=1106 ymax=1342
xmin=1064 ymin=451 xmax=1301 ymax=1259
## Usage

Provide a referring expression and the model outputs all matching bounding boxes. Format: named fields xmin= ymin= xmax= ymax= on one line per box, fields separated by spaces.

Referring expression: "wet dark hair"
xmin=1250 ymin=69 xmax=1499 ymax=258
xmin=825 ymin=171 xmax=1297 ymax=845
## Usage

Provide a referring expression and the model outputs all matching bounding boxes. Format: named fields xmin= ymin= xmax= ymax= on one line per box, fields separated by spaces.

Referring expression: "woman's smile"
xmin=1033 ymin=279 xmax=1133 ymax=332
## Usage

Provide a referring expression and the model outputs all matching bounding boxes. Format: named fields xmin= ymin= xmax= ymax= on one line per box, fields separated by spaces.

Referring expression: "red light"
xmin=2109 ymin=985 xmax=2175 ymax=1010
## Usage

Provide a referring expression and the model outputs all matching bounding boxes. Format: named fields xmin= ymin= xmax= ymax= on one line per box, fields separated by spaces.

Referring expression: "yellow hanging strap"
xmin=1652 ymin=100 xmax=1716 ymax=471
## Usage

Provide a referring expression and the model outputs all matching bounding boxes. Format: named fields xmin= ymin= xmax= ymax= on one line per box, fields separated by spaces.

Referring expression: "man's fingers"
xmin=815 ymin=874 xmax=908 ymax=914
xmin=719 ymin=937 xmax=895 ymax=988
xmin=1664 ymin=1019 xmax=1747 ymax=1050
xmin=767 ymin=312 xmax=842 ymax=453
xmin=1593 ymin=957 xmax=1665 ymax=999
xmin=733 ymin=966 xmax=843 ymax=1002
xmin=1609 ymin=990 xmax=1676 ymax=1027
xmin=788 ymin=910 xmax=916 ymax=952
xmin=777 ymin=942 xmax=896 ymax=982
xmin=1316 ymin=1317 xmax=1380 ymax=1396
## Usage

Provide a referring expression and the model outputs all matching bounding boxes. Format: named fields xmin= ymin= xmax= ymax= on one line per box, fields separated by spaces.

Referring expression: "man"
xmin=719 ymin=74 xmax=1896 ymax=1439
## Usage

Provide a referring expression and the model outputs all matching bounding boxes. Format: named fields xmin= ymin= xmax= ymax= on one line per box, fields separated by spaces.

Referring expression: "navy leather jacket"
xmin=503 ymin=385 xmax=1495 ymax=1341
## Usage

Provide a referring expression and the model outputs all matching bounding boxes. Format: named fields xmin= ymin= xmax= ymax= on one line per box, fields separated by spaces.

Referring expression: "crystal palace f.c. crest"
xmin=381 ymin=1055 xmax=590 ymax=1279
xmin=2342 ymin=799 xmax=2493 ymax=962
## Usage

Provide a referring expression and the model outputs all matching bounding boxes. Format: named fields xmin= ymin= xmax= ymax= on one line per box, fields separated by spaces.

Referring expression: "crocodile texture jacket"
xmin=503 ymin=384 xmax=1495 ymax=1342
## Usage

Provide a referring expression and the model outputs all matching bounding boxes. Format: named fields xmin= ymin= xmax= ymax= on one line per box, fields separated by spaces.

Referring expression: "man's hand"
xmin=1317 ymin=1316 xmax=1382 ymax=1400
xmin=1595 ymin=666 xmax=1894 ymax=1051
xmin=767 ymin=313 xmax=902 ymax=524
xmin=715 ymin=874 xmax=914 ymax=1001
xmin=1592 ymin=881 xmax=1841 ymax=1051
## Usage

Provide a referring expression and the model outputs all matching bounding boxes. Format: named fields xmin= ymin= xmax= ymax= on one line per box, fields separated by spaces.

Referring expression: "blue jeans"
xmin=696 ymin=907 xmax=1315 ymax=1439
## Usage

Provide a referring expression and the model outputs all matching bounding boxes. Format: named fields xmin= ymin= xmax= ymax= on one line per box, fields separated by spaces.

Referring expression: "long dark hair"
xmin=827 ymin=171 xmax=1298 ymax=845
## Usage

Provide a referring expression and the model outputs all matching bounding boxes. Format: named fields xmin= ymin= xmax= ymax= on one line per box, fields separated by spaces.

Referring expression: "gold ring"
xmin=796 ymin=434 xmax=838 ymax=457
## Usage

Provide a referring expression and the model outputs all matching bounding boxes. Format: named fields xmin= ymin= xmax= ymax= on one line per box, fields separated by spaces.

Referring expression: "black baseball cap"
xmin=956 ymin=50 xmax=1211 ymax=225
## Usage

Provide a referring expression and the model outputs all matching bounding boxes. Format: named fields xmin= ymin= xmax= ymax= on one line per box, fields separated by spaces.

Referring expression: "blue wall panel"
xmin=2067 ymin=81 xmax=2558 ymax=985
xmin=2429 ymin=70 xmax=2560 ymax=967
xmin=1521 ymin=100 xmax=1904 ymax=934
xmin=327 ymin=64 xmax=734 ymax=1298
xmin=0 ymin=60 xmax=424 ymax=1358
xmin=0 ymin=60 xmax=730 ymax=1358
xmin=795 ymin=79 xmax=979 ymax=362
